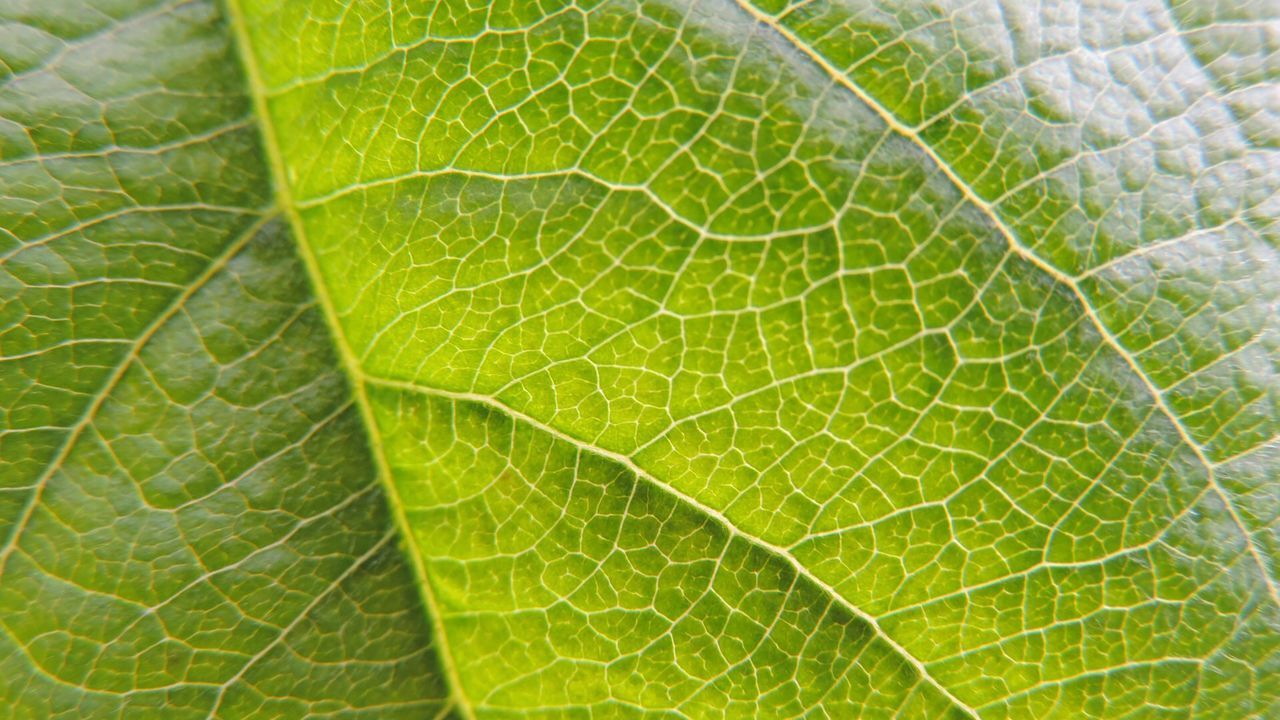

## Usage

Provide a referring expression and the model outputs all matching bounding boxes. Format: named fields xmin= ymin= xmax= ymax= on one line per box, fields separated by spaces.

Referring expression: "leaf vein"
xmin=727 ymin=0 xmax=1280 ymax=608
xmin=360 ymin=372 xmax=982 ymax=720
xmin=0 ymin=210 xmax=275 ymax=575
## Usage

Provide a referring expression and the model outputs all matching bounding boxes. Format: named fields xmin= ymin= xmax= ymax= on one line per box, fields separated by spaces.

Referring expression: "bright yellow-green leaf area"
xmin=2 ymin=0 xmax=1277 ymax=718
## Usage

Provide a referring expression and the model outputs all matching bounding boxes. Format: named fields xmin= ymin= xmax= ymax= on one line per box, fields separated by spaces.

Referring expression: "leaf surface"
xmin=4 ymin=0 xmax=1279 ymax=717
xmin=232 ymin=0 xmax=1280 ymax=716
xmin=0 ymin=1 xmax=454 ymax=717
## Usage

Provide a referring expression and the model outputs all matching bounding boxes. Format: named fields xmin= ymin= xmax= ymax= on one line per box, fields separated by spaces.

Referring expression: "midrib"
xmin=221 ymin=5 xmax=983 ymax=717
xmin=217 ymin=0 xmax=1008 ymax=712
xmin=220 ymin=0 xmax=1273 ymax=716
xmin=221 ymin=2 xmax=477 ymax=719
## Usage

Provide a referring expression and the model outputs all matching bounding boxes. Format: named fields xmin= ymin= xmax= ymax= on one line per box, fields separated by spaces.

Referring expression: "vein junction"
xmin=231 ymin=0 xmax=1280 ymax=715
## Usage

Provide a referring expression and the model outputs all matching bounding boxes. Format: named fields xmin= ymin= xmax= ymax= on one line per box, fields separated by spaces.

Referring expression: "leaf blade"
xmin=0 ymin=1 xmax=455 ymax=716
xmin=234 ymin=0 xmax=1279 ymax=715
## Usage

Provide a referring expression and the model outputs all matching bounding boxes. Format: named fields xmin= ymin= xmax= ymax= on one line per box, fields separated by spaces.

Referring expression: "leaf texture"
xmin=231 ymin=0 xmax=1280 ymax=716
xmin=2 ymin=0 xmax=1278 ymax=718
xmin=0 ymin=1 xmax=453 ymax=717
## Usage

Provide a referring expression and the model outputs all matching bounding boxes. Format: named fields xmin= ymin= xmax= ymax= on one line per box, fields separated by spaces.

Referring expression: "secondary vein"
xmin=727 ymin=0 xmax=1280 ymax=608
xmin=361 ymin=371 xmax=983 ymax=720
xmin=0 ymin=209 xmax=275 ymax=575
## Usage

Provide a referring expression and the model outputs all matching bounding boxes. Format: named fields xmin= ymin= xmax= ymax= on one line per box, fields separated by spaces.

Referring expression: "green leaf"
xmin=4 ymin=0 xmax=1278 ymax=718
xmin=0 ymin=2 xmax=452 ymax=717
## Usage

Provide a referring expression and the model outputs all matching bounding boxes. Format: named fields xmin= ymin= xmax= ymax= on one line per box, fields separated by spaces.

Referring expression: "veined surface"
xmin=3 ymin=0 xmax=1278 ymax=717
xmin=234 ymin=0 xmax=1280 ymax=716
xmin=0 ymin=0 xmax=453 ymax=717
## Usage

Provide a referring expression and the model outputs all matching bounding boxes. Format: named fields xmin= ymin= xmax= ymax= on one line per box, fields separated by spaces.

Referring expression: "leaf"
xmin=0 ymin=2 xmax=452 ymax=717
xmin=4 ymin=0 xmax=1278 ymax=718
